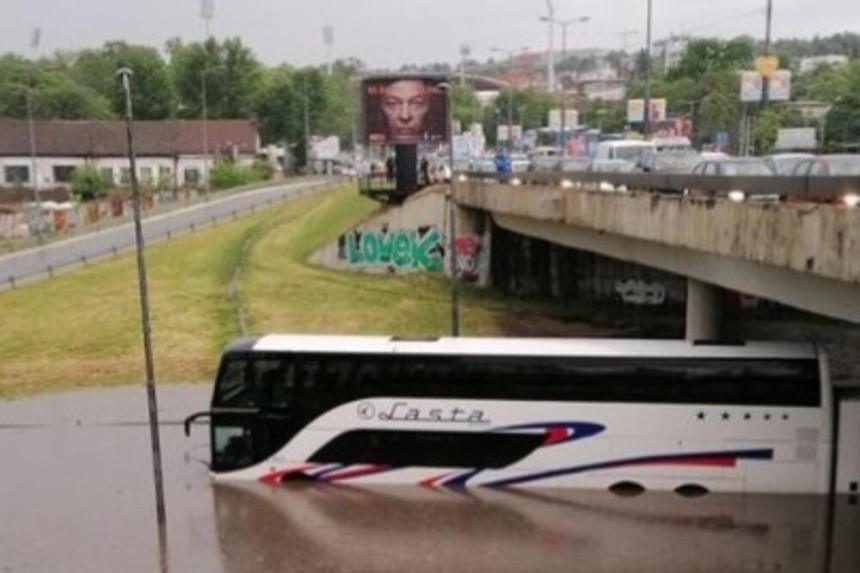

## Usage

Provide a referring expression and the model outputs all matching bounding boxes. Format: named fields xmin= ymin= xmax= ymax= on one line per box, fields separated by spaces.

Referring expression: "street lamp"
xmin=539 ymin=15 xmax=590 ymax=156
xmin=644 ymin=0 xmax=654 ymax=138
xmin=27 ymin=27 xmax=43 ymax=243
xmin=543 ymin=0 xmax=556 ymax=92
xmin=117 ymin=67 xmax=167 ymax=531
xmin=490 ymin=46 xmax=529 ymax=151
xmin=438 ymin=82 xmax=459 ymax=337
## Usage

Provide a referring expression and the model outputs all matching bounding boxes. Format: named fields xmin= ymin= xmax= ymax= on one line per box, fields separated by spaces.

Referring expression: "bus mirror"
xmin=184 ymin=411 xmax=212 ymax=437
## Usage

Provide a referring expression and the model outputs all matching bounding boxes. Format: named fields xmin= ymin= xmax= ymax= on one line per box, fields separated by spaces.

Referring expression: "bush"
xmin=71 ymin=165 xmax=109 ymax=202
xmin=252 ymin=159 xmax=275 ymax=181
xmin=209 ymin=161 xmax=265 ymax=190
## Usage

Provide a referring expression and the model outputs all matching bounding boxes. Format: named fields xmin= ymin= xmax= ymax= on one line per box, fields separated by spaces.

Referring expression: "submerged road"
xmin=0 ymin=384 xmax=858 ymax=572
xmin=0 ymin=178 xmax=333 ymax=287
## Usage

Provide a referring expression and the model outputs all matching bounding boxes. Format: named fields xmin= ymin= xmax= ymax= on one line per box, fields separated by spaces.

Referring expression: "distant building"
xmin=0 ymin=119 xmax=259 ymax=191
xmin=653 ymin=36 xmax=689 ymax=73
xmin=798 ymin=55 xmax=849 ymax=74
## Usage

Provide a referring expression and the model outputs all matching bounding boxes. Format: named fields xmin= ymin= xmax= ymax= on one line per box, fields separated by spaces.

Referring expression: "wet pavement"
xmin=1 ymin=384 xmax=859 ymax=572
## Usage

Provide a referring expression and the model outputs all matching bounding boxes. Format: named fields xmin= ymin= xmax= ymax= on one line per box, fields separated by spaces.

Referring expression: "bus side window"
xmin=253 ymin=359 xmax=285 ymax=408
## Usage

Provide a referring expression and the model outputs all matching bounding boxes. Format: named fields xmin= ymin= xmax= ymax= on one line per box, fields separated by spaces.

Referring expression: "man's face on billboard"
xmin=382 ymin=80 xmax=430 ymax=139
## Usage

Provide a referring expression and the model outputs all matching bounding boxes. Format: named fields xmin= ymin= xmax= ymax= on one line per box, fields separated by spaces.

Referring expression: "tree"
xmin=71 ymin=165 xmax=109 ymax=201
xmin=168 ymin=37 xmax=262 ymax=119
xmin=451 ymin=85 xmax=482 ymax=128
xmin=669 ymin=38 xmax=754 ymax=81
xmin=68 ymin=42 xmax=175 ymax=119
xmin=753 ymin=107 xmax=785 ymax=154
xmin=824 ymin=96 xmax=860 ymax=148
xmin=0 ymin=55 xmax=112 ymax=119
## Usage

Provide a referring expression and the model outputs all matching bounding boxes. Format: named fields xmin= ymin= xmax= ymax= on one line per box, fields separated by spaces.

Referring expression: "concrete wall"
xmin=455 ymin=182 xmax=860 ymax=324
xmin=311 ymin=186 xmax=491 ymax=285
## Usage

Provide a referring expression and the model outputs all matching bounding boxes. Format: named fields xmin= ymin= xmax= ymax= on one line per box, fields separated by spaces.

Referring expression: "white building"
xmin=798 ymin=55 xmax=849 ymax=74
xmin=654 ymin=36 xmax=690 ymax=74
xmin=0 ymin=119 xmax=259 ymax=193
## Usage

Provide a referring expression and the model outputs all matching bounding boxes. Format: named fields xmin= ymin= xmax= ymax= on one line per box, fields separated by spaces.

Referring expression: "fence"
xmin=0 ymin=178 xmax=336 ymax=289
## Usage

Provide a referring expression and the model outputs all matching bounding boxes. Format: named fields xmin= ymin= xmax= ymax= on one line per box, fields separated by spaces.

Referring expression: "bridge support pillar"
xmin=685 ymin=279 xmax=725 ymax=341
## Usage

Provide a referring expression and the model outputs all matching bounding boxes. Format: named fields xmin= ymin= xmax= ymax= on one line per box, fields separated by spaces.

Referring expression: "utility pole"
xmin=117 ymin=66 xmax=167 ymax=531
xmin=544 ymin=0 xmax=556 ymax=92
xmin=323 ymin=26 xmax=334 ymax=76
xmin=201 ymin=71 xmax=210 ymax=199
xmin=303 ymin=94 xmax=311 ymax=172
xmin=541 ymin=16 xmax=590 ymax=157
xmin=491 ymin=46 xmax=528 ymax=151
xmin=643 ymin=0 xmax=654 ymax=138
xmin=762 ymin=0 xmax=774 ymax=108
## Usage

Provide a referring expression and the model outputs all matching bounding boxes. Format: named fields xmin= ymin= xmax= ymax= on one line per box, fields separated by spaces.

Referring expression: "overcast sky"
xmin=2 ymin=0 xmax=858 ymax=69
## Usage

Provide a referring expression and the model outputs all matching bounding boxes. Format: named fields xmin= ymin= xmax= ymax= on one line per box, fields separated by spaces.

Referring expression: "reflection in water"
xmin=212 ymin=483 xmax=860 ymax=573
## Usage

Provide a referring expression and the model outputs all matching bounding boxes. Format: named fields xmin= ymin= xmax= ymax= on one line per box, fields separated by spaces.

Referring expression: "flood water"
xmin=1 ymin=384 xmax=858 ymax=572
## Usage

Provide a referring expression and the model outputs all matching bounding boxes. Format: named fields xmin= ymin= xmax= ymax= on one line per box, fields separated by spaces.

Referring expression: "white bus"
xmin=185 ymin=335 xmax=860 ymax=495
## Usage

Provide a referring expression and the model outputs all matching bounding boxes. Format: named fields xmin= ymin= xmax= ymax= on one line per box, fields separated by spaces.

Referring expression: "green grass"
xmin=0 ymin=184 xmax=608 ymax=399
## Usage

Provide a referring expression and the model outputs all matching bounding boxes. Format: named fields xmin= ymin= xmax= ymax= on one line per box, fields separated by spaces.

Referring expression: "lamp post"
xmin=27 ymin=27 xmax=43 ymax=243
xmin=539 ymin=15 xmax=590 ymax=156
xmin=439 ymin=82 xmax=459 ymax=337
xmin=117 ymin=67 xmax=167 ymax=531
xmin=543 ymin=0 xmax=556 ymax=92
xmin=643 ymin=0 xmax=654 ymax=138
xmin=201 ymin=69 xmax=210 ymax=199
xmin=200 ymin=0 xmax=214 ymax=199
xmin=761 ymin=0 xmax=774 ymax=108
xmin=491 ymin=46 xmax=529 ymax=151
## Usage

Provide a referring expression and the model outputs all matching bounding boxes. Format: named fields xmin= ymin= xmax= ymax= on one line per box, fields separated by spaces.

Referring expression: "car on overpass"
xmin=763 ymin=153 xmax=815 ymax=175
xmin=790 ymin=154 xmax=860 ymax=176
xmin=644 ymin=150 xmax=702 ymax=174
xmin=594 ymin=140 xmax=656 ymax=170
xmin=692 ymin=157 xmax=775 ymax=176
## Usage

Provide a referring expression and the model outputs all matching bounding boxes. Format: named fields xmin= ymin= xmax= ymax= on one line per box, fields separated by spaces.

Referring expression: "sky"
xmin=1 ymin=0 xmax=858 ymax=69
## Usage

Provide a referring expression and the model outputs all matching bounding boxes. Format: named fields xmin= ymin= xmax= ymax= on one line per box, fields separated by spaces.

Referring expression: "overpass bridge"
xmin=452 ymin=172 xmax=860 ymax=338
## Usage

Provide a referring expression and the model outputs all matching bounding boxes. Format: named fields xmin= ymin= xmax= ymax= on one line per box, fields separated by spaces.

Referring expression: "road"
xmin=0 ymin=178 xmax=333 ymax=287
xmin=1 ymin=384 xmax=858 ymax=572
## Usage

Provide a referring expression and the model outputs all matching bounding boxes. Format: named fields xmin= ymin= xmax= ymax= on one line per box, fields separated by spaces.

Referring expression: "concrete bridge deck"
xmin=454 ymin=180 xmax=860 ymax=325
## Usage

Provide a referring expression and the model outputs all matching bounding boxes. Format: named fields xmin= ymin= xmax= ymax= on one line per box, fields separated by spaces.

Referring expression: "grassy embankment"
xmin=0 ymin=185 xmax=603 ymax=399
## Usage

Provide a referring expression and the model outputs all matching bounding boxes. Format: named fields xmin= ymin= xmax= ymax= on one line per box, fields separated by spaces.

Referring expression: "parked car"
xmin=791 ymin=154 xmax=860 ymax=176
xmin=692 ymin=157 xmax=775 ymax=176
xmin=763 ymin=153 xmax=815 ymax=175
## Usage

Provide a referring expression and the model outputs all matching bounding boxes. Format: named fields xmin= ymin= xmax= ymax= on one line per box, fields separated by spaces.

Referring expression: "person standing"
xmin=420 ymin=156 xmax=430 ymax=185
xmin=385 ymin=156 xmax=396 ymax=183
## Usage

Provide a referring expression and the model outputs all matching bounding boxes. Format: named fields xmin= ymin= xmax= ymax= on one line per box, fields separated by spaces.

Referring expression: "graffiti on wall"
xmin=454 ymin=235 xmax=483 ymax=283
xmin=338 ymin=225 xmax=444 ymax=272
xmin=615 ymin=279 xmax=667 ymax=306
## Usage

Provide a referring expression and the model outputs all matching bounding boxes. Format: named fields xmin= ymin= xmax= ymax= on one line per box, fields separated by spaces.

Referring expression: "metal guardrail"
xmin=459 ymin=171 xmax=860 ymax=202
xmin=0 ymin=179 xmax=335 ymax=288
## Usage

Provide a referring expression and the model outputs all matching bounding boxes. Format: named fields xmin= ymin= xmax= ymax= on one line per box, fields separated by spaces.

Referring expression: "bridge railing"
xmin=457 ymin=171 xmax=860 ymax=203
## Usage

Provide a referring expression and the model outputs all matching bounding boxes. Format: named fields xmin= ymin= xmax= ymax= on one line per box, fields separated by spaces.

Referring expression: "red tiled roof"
xmin=0 ymin=119 xmax=258 ymax=158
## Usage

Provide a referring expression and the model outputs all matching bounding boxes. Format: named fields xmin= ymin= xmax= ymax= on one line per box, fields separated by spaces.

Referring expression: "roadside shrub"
xmin=71 ymin=165 xmax=109 ymax=202
xmin=210 ymin=161 xmax=265 ymax=190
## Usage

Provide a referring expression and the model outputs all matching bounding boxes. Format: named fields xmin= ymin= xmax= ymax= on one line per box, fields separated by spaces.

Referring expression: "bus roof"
xmin=227 ymin=335 xmax=818 ymax=360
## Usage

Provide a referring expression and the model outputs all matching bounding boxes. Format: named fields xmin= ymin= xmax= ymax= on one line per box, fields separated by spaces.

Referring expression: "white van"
xmin=593 ymin=140 xmax=656 ymax=169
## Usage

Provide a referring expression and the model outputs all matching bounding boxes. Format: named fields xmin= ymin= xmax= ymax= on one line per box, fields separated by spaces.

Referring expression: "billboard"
xmin=768 ymin=70 xmax=792 ymax=102
xmin=548 ymin=109 xmax=579 ymax=130
xmin=363 ymin=76 xmax=449 ymax=145
xmin=627 ymin=99 xmax=667 ymax=123
xmin=740 ymin=71 xmax=764 ymax=102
